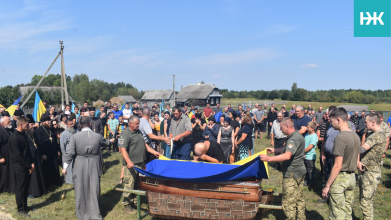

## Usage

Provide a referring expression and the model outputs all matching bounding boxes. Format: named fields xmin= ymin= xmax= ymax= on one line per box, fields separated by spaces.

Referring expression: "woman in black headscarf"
xmin=190 ymin=112 xmax=206 ymax=156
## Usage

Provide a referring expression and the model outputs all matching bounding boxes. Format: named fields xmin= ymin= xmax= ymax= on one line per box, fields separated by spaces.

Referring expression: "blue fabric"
xmin=388 ymin=116 xmax=391 ymax=125
xmin=294 ymin=115 xmax=312 ymax=136
xmin=164 ymin=145 xmax=171 ymax=159
xmin=135 ymin=156 xmax=268 ymax=183
xmin=112 ymin=110 xmax=123 ymax=120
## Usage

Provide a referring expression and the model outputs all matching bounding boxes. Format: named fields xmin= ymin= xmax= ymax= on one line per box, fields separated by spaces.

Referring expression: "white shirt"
xmin=122 ymin=108 xmax=132 ymax=118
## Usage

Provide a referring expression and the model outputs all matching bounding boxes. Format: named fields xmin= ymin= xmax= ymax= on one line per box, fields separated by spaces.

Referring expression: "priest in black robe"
xmin=89 ymin=107 xmax=105 ymax=175
xmin=26 ymin=115 xmax=47 ymax=197
xmin=34 ymin=113 xmax=62 ymax=189
xmin=0 ymin=116 xmax=16 ymax=193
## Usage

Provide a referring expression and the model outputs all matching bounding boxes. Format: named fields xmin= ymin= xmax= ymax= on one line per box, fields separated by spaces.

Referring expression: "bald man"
xmin=193 ymin=140 xmax=225 ymax=163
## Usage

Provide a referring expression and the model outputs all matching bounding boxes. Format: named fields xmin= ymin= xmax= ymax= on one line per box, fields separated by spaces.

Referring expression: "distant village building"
xmin=117 ymin=95 xmax=137 ymax=104
xmin=176 ymin=83 xmax=222 ymax=106
xmin=141 ymin=89 xmax=174 ymax=107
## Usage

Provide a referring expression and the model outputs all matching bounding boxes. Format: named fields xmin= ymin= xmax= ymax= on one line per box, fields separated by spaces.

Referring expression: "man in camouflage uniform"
xmin=119 ymin=115 xmax=160 ymax=214
xmin=357 ymin=113 xmax=387 ymax=220
xmin=260 ymin=117 xmax=306 ymax=220
xmin=322 ymin=108 xmax=360 ymax=220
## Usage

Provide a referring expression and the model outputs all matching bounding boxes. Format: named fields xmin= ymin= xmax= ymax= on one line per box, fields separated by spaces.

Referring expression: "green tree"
xmin=268 ymin=90 xmax=280 ymax=100
xmin=281 ymin=90 xmax=291 ymax=100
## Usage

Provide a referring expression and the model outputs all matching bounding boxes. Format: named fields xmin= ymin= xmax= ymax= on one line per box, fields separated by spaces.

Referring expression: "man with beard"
xmin=89 ymin=107 xmax=103 ymax=136
xmin=60 ymin=118 xmax=75 ymax=185
xmin=25 ymin=114 xmax=47 ymax=198
xmin=8 ymin=116 xmax=34 ymax=217
xmin=35 ymin=113 xmax=62 ymax=189
xmin=0 ymin=116 xmax=16 ymax=193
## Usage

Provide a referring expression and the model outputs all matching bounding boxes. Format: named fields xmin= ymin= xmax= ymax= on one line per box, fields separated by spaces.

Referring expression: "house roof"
xmin=19 ymin=85 xmax=74 ymax=102
xmin=141 ymin=89 xmax=173 ymax=100
xmin=176 ymin=84 xmax=220 ymax=102
xmin=117 ymin=95 xmax=137 ymax=103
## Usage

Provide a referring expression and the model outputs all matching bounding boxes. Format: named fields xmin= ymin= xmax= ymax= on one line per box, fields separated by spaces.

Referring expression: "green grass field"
xmin=1 ymin=139 xmax=391 ymax=219
xmin=220 ymin=99 xmax=391 ymax=112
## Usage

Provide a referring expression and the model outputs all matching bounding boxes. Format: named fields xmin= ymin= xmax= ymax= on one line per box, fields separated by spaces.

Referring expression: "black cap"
xmin=41 ymin=113 xmax=50 ymax=122
xmin=26 ymin=114 xmax=35 ymax=123
xmin=88 ymin=107 xmax=96 ymax=111
xmin=14 ymin=110 xmax=23 ymax=116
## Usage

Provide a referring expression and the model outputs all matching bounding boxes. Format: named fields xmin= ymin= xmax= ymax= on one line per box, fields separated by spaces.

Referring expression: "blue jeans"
xmin=324 ymin=153 xmax=333 ymax=184
xmin=164 ymin=144 xmax=171 ymax=159
xmin=172 ymin=142 xmax=192 ymax=160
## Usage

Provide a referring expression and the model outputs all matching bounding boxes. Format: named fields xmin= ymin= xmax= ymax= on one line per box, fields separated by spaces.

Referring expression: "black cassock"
xmin=34 ymin=126 xmax=62 ymax=189
xmin=0 ymin=127 xmax=16 ymax=193
xmin=27 ymin=132 xmax=47 ymax=197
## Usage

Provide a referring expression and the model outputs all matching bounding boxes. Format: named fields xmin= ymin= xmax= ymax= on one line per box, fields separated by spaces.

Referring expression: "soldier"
xmin=260 ymin=117 xmax=306 ymax=220
xmin=361 ymin=112 xmax=390 ymax=160
xmin=119 ymin=115 xmax=160 ymax=214
xmin=357 ymin=113 xmax=387 ymax=220
xmin=321 ymin=108 xmax=360 ymax=220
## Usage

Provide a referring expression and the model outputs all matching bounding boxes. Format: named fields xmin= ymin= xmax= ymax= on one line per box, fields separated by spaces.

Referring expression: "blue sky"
xmin=0 ymin=0 xmax=390 ymax=91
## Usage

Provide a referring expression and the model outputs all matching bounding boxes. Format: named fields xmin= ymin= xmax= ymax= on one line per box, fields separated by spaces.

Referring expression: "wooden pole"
xmin=60 ymin=41 xmax=69 ymax=105
xmin=20 ymin=52 xmax=61 ymax=108
xmin=173 ymin=75 xmax=175 ymax=106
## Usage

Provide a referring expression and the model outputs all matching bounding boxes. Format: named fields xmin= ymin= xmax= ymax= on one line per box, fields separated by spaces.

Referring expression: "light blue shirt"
xmin=304 ymin=133 xmax=318 ymax=160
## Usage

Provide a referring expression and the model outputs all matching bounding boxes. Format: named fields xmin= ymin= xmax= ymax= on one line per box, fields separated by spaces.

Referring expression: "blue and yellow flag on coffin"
xmin=6 ymin=96 xmax=22 ymax=116
xmin=135 ymin=150 xmax=269 ymax=183
xmin=32 ymin=91 xmax=46 ymax=122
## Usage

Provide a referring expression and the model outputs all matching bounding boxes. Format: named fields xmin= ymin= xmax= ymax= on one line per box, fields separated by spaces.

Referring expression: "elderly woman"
xmin=235 ymin=115 xmax=252 ymax=161
xmin=202 ymin=116 xmax=219 ymax=142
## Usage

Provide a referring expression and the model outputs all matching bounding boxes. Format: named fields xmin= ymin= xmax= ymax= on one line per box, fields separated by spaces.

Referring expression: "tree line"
xmin=220 ymin=83 xmax=391 ymax=104
xmin=0 ymin=73 xmax=145 ymax=107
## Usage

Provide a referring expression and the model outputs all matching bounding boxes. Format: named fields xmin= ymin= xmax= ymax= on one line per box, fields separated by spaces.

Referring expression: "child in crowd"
xmin=304 ymin=121 xmax=318 ymax=188
xmin=107 ymin=112 xmax=119 ymax=152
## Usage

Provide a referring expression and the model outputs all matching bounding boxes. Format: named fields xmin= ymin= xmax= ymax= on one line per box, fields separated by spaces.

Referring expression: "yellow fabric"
xmin=188 ymin=111 xmax=194 ymax=119
xmin=6 ymin=105 xmax=17 ymax=116
xmin=36 ymin=100 xmax=47 ymax=122
xmin=158 ymin=149 xmax=269 ymax=178
xmin=104 ymin=125 xmax=108 ymax=139
xmin=0 ymin=104 xmax=4 ymax=108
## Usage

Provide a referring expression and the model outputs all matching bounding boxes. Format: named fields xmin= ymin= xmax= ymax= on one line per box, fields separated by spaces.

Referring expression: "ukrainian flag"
xmin=32 ymin=91 xmax=46 ymax=122
xmin=6 ymin=96 xmax=22 ymax=116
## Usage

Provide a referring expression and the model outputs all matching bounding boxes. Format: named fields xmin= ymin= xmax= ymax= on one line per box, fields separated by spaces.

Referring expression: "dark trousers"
xmin=318 ymin=141 xmax=323 ymax=176
xmin=267 ymin=123 xmax=272 ymax=137
xmin=324 ymin=153 xmax=333 ymax=186
xmin=304 ymin=159 xmax=316 ymax=186
xmin=109 ymin=133 xmax=118 ymax=151
xmin=172 ymin=142 xmax=192 ymax=160
xmin=274 ymin=137 xmax=286 ymax=169
xmin=13 ymin=163 xmax=31 ymax=212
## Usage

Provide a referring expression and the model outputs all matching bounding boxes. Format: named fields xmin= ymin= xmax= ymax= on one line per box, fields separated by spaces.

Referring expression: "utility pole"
xmin=20 ymin=52 xmax=61 ymax=108
xmin=60 ymin=41 xmax=69 ymax=107
xmin=173 ymin=75 xmax=176 ymax=106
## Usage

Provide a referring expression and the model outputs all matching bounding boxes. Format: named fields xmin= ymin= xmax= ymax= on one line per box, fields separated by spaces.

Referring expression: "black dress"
xmin=27 ymin=132 xmax=47 ymax=197
xmin=34 ymin=126 xmax=62 ymax=189
xmin=191 ymin=118 xmax=206 ymax=153
xmin=0 ymin=127 xmax=16 ymax=193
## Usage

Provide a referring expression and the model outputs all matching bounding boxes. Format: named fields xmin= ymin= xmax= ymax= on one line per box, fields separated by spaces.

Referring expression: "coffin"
xmin=139 ymin=176 xmax=274 ymax=220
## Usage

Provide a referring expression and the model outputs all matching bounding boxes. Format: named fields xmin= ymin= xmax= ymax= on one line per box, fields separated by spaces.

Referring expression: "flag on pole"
xmin=243 ymin=102 xmax=246 ymax=110
xmin=159 ymin=99 xmax=164 ymax=118
xmin=120 ymin=102 xmax=126 ymax=110
xmin=32 ymin=91 xmax=46 ymax=122
xmin=6 ymin=96 xmax=22 ymax=116
xmin=71 ymin=102 xmax=76 ymax=113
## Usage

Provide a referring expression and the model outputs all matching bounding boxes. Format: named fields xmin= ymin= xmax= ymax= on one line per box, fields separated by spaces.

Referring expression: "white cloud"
xmin=300 ymin=63 xmax=318 ymax=68
xmin=181 ymin=48 xmax=279 ymax=66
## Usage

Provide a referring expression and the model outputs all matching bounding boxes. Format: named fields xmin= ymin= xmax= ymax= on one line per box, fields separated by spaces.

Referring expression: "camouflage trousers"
xmin=359 ymin=171 xmax=381 ymax=220
xmin=122 ymin=162 xmax=144 ymax=206
xmin=329 ymin=172 xmax=356 ymax=220
xmin=282 ymin=174 xmax=306 ymax=220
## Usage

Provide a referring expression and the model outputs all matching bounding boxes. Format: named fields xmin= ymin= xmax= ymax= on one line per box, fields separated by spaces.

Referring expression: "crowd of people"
xmin=0 ymin=101 xmax=391 ymax=220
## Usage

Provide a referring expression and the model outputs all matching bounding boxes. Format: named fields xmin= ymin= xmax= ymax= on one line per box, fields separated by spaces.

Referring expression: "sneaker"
xmin=18 ymin=211 xmax=31 ymax=217
xmin=317 ymin=198 xmax=328 ymax=203
xmin=124 ymin=204 xmax=136 ymax=214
